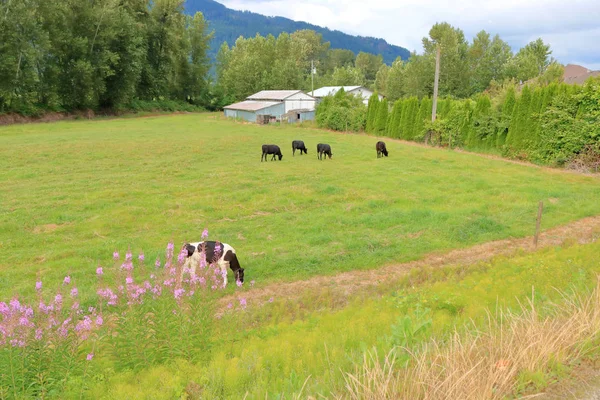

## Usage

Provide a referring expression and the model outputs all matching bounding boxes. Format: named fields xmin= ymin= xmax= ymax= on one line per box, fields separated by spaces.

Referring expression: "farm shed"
xmin=283 ymin=109 xmax=315 ymax=123
xmin=223 ymin=101 xmax=285 ymax=122
xmin=311 ymin=86 xmax=382 ymax=106
xmin=246 ymin=90 xmax=316 ymax=114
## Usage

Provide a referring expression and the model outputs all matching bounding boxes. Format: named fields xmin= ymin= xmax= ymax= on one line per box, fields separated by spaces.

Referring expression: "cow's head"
xmin=236 ymin=268 xmax=245 ymax=283
xmin=278 ymin=154 xmax=283 ymax=161
xmin=383 ymin=149 xmax=388 ymax=157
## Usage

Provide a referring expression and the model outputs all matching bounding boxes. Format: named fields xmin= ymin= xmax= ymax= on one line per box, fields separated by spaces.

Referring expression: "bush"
xmin=316 ymin=90 xmax=367 ymax=132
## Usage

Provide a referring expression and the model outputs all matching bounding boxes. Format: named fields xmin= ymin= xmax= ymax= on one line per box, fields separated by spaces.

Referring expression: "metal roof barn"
xmin=224 ymin=90 xmax=317 ymax=123
xmin=223 ymin=100 xmax=285 ymax=123
xmin=246 ymin=90 xmax=316 ymax=113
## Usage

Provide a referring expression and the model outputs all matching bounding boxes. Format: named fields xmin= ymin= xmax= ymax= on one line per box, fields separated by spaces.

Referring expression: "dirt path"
xmin=221 ymin=216 xmax=600 ymax=308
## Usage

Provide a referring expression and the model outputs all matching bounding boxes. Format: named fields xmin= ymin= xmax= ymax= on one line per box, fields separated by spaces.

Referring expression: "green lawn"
xmin=1 ymin=113 xmax=599 ymax=296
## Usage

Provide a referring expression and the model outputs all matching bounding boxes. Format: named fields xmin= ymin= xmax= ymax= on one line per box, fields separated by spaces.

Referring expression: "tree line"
xmin=0 ymin=1 xmax=583 ymax=122
xmin=0 ymin=0 xmax=212 ymax=115
xmin=216 ymin=22 xmax=562 ymax=104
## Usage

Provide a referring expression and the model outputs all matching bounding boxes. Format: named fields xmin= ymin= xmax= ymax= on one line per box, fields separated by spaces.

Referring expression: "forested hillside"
xmin=184 ymin=0 xmax=411 ymax=64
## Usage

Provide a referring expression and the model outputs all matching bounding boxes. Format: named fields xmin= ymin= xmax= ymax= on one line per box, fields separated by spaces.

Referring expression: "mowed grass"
xmin=1 ymin=113 xmax=600 ymax=296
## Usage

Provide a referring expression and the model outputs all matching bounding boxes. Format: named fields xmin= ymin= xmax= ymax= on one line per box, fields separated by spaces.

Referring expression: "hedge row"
xmin=364 ymin=78 xmax=600 ymax=170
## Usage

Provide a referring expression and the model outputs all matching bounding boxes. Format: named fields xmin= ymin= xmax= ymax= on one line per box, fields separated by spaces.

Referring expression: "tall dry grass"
xmin=341 ymin=282 xmax=600 ymax=400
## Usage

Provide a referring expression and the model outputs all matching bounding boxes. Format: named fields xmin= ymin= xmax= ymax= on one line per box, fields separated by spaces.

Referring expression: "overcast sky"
xmin=220 ymin=0 xmax=600 ymax=70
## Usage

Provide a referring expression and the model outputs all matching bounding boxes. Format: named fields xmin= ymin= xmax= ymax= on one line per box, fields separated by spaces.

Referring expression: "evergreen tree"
xmin=400 ymin=97 xmax=419 ymax=140
xmin=375 ymin=98 xmax=389 ymax=133
xmin=496 ymin=86 xmax=516 ymax=147
xmin=366 ymin=92 xmax=380 ymax=133
xmin=414 ymin=97 xmax=432 ymax=140
xmin=387 ymin=100 xmax=401 ymax=136
xmin=506 ymin=85 xmax=532 ymax=150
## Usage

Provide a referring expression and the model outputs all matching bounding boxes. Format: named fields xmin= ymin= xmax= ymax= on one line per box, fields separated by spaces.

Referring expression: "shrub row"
xmin=363 ymin=78 xmax=600 ymax=170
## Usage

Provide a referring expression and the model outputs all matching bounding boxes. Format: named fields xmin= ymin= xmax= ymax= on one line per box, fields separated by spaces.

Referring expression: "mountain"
xmin=184 ymin=0 xmax=411 ymax=65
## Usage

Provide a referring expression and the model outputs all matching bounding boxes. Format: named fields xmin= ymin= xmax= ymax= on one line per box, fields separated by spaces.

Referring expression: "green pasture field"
xmin=1 ymin=113 xmax=600 ymax=296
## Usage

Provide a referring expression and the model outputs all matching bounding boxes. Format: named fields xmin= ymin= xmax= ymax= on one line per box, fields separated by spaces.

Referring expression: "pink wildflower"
xmin=35 ymin=329 xmax=43 ymax=341
xmin=268 ymin=297 xmax=274 ymax=303
xmin=155 ymin=259 xmax=161 ymax=268
xmin=0 ymin=302 xmax=9 ymax=317
xmin=70 ymin=287 xmax=78 ymax=297
xmin=54 ymin=293 xmax=63 ymax=304
xmin=227 ymin=303 xmax=233 ymax=309
xmin=35 ymin=281 xmax=42 ymax=291
xmin=177 ymin=250 xmax=186 ymax=264
xmin=63 ymin=276 xmax=71 ymax=285
xmin=126 ymin=277 xmax=133 ymax=285
xmin=174 ymin=288 xmax=185 ymax=300
xmin=113 ymin=251 xmax=119 ymax=260
xmin=239 ymin=298 xmax=247 ymax=309
xmin=202 ymin=228 xmax=209 ymax=238
xmin=96 ymin=267 xmax=103 ymax=276
xmin=10 ymin=298 xmax=21 ymax=310
xmin=125 ymin=250 xmax=132 ymax=262
xmin=139 ymin=253 xmax=145 ymax=262
xmin=96 ymin=315 xmax=103 ymax=326
xmin=86 ymin=353 xmax=94 ymax=361
xmin=236 ymin=280 xmax=243 ymax=288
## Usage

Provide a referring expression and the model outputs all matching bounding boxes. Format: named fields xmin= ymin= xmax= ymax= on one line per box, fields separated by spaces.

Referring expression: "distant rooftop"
xmin=224 ymin=100 xmax=280 ymax=112
xmin=563 ymin=64 xmax=600 ymax=85
xmin=310 ymin=86 xmax=363 ymax=98
xmin=247 ymin=90 xmax=303 ymax=101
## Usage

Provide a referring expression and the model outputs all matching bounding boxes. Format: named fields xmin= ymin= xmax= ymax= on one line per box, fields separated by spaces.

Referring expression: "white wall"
xmin=284 ymin=92 xmax=316 ymax=113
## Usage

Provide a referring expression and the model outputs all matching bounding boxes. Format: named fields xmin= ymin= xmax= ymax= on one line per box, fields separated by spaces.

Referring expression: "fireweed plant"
xmin=0 ymin=230 xmax=249 ymax=398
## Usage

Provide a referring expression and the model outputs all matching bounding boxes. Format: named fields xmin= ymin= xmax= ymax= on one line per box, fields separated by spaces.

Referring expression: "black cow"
xmin=317 ymin=143 xmax=332 ymax=160
xmin=376 ymin=141 xmax=388 ymax=158
xmin=261 ymin=144 xmax=283 ymax=162
xmin=292 ymin=140 xmax=308 ymax=156
xmin=182 ymin=241 xmax=244 ymax=286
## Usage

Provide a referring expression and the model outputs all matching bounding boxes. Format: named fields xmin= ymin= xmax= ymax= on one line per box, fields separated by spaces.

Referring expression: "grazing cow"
xmin=292 ymin=140 xmax=308 ymax=156
xmin=261 ymin=144 xmax=283 ymax=162
xmin=376 ymin=141 xmax=389 ymax=158
xmin=317 ymin=143 xmax=332 ymax=160
xmin=182 ymin=241 xmax=244 ymax=286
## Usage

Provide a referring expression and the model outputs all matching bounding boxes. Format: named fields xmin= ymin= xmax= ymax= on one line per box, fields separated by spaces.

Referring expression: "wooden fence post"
xmin=534 ymin=201 xmax=544 ymax=247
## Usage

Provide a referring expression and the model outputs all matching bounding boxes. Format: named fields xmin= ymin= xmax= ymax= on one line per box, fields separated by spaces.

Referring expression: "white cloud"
xmin=219 ymin=0 xmax=600 ymax=69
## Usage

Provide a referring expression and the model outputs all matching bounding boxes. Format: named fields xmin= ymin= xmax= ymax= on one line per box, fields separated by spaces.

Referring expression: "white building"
xmin=246 ymin=90 xmax=316 ymax=113
xmin=310 ymin=86 xmax=382 ymax=106
xmin=224 ymin=90 xmax=317 ymax=123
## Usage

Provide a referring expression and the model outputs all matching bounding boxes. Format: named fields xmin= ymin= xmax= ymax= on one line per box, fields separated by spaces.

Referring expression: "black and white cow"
xmin=376 ymin=141 xmax=388 ymax=158
xmin=261 ymin=144 xmax=283 ymax=162
xmin=183 ymin=241 xmax=244 ymax=286
xmin=292 ymin=140 xmax=308 ymax=156
xmin=317 ymin=143 xmax=332 ymax=160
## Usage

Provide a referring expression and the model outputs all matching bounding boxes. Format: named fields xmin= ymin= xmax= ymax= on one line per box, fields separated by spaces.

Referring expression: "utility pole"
xmin=311 ymin=60 xmax=315 ymax=96
xmin=431 ymin=44 xmax=441 ymax=123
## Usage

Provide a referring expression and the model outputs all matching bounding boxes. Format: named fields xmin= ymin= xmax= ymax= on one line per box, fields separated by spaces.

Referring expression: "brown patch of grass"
xmin=32 ymin=223 xmax=66 ymax=234
xmin=340 ymin=281 xmax=600 ymax=400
